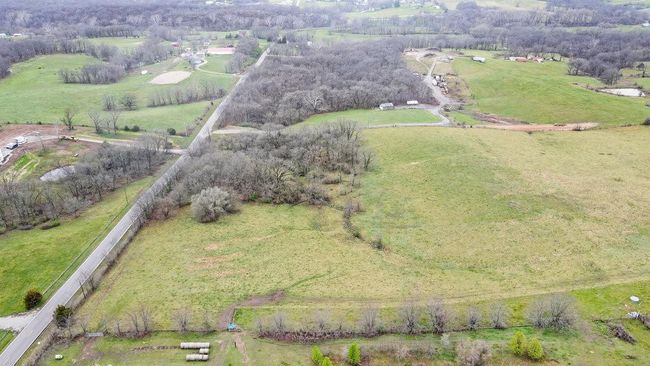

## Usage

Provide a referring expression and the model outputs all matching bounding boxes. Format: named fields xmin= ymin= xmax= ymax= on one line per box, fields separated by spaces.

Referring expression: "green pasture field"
xmin=199 ymin=54 xmax=232 ymax=74
xmin=0 ymin=331 xmax=14 ymax=354
xmin=0 ymin=176 xmax=154 ymax=316
xmin=0 ymin=54 xmax=237 ymax=132
xmin=85 ymin=37 xmax=144 ymax=50
xmin=76 ymin=126 xmax=650 ymax=333
xmin=345 ymin=5 xmax=442 ymax=19
xmin=453 ymin=53 xmax=650 ymax=125
xmin=292 ymin=108 xmax=440 ymax=128
xmin=440 ymin=0 xmax=546 ymax=9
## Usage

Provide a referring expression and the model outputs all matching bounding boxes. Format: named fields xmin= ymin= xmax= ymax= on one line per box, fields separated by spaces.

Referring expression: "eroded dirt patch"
xmin=217 ymin=290 xmax=286 ymax=329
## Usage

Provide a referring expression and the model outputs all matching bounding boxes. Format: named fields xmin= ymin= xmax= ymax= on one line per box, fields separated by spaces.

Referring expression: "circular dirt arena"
xmin=149 ymin=71 xmax=191 ymax=85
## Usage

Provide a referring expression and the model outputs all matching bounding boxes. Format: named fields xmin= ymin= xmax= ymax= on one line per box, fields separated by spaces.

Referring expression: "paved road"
xmin=0 ymin=48 xmax=270 ymax=366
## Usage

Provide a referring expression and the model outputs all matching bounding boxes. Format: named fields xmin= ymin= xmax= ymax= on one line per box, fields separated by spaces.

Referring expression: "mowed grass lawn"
xmin=199 ymin=54 xmax=232 ymax=73
xmin=0 ymin=176 xmax=154 ymax=316
xmin=453 ymin=55 xmax=650 ymax=125
xmin=293 ymin=108 xmax=440 ymax=128
xmin=0 ymin=54 xmax=237 ymax=131
xmin=79 ymin=126 xmax=650 ymax=329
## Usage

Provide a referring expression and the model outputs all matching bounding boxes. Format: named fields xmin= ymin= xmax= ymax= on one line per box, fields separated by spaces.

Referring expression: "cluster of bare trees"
xmin=147 ymin=80 xmax=225 ymax=107
xmin=225 ymin=35 xmax=261 ymax=74
xmin=256 ymin=295 xmax=575 ymax=342
xmin=221 ymin=41 xmax=434 ymax=126
xmin=59 ymin=63 xmax=126 ymax=84
xmin=152 ymin=123 xmax=370 ymax=221
xmin=0 ymin=2 xmax=338 ymax=36
xmin=0 ymin=143 xmax=166 ymax=232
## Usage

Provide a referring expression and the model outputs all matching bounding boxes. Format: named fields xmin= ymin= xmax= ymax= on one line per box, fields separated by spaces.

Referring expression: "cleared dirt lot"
xmin=149 ymin=71 xmax=192 ymax=85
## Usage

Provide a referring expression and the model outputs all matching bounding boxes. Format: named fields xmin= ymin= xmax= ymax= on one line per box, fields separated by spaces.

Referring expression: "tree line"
xmin=225 ymin=35 xmax=261 ymax=74
xmin=147 ymin=80 xmax=226 ymax=107
xmin=220 ymin=40 xmax=434 ymax=126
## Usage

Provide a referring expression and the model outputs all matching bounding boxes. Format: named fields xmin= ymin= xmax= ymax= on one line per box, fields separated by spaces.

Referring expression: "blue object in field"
xmin=227 ymin=323 xmax=237 ymax=331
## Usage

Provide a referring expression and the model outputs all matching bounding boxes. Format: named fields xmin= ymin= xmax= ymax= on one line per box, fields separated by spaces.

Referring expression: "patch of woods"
xmin=150 ymin=122 xmax=371 ymax=224
xmin=220 ymin=40 xmax=434 ymax=126
xmin=225 ymin=35 xmax=261 ymax=74
xmin=58 ymin=39 xmax=171 ymax=84
xmin=0 ymin=141 xmax=167 ymax=234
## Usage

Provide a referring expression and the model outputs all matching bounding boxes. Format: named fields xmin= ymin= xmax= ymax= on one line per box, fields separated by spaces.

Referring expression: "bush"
xmin=167 ymin=128 xmax=176 ymax=136
xmin=54 ymin=305 xmax=73 ymax=328
xmin=348 ymin=343 xmax=361 ymax=365
xmin=24 ymin=289 xmax=43 ymax=310
xmin=311 ymin=346 xmax=324 ymax=364
xmin=643 ymin=117 xmax=650 ymax=126
xmin=39 ymin=220 xmax=60 ymax=230
xmin=321 ymin=357 xmax=333 ymax=366
xmin=191 ymin=187 xmax=234 ymax=223
xmin=456 ymin=339 xmax=491 ymax=366
xmin=467 ymin=307 xmax=481 ymax=330
xmin=526 ymin=338 xmax=544 ymax=360
xmin=131 ymin=125 xmax=140 ymax=132
xmin=509 ymin=331 xmax=527 ymax=356
xmin=527 ymin=295 xmax=576 ymax=331
xmin=609 ymin=323 xmax=636 ymax=344
xmin=123 ymin=125 xmax=131 ymax=131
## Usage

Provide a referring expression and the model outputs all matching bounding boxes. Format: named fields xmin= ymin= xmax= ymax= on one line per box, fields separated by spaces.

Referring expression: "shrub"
xmin=347 ymin=343 xmax=361 ymax=365
xmin=370 ymin=236 xmax=384 ymax=250
xmin=509 ymin=331 xmax=527 ymax=356
xmin=527 ymin=295 xmax=576 ymax=330
xmin=490 ymin=303 xmax=508 ymax=329
xmin=54 ymin=305 xmax=73 ymax=328
xmin=311 ymin=346 xmax=324 ymax=364
xmin=123 ymin=125 xmax=131 ymax=132
xmin=191 ymin=187 xmax=234 ymax=223
xmin=24 ymin=289 xmax=43 ymax=310
xmin=131 ymin=125 xmax=140 ymax=132
xmin=167 ymin=128 xmax=176 ymax=136
xmin=456 ymin=339 xmax=491 ymax=366
xmin=467 ymin=307 xmax=481 ymax=330
xmin=39 ymin=220 xmax=60 ymax=230
xmin=526 ymin=338 xmax=544 ymax=360
xmin=321 ymin=357 xmax=333 ymax=366
xmin=643 ymin=117 xmax=650 ymax=126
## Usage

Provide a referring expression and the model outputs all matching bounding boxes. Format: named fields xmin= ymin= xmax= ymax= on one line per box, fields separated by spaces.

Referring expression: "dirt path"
xmin=413 ymin=52 xmax=459 ymax=126
xmin=234 ymin=333 xmax=251 ymax=366
xmin=0 ymin=312 xmax=36 ymax=332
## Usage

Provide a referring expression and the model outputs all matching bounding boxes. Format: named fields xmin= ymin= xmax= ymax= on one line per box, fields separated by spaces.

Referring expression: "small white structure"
xmin=630 ymin=295 xmax=641 ymax=303
xmin=141 ymin=70 xmax=148 ymax=75
xmin=0 ymin=33 xmax=7 ymax=38
xmin=181 ymin=342 xmax=210 ymax=349
xmin=198 ymin=348 xmax=210 ymax=354
xmin=186 ymin=354 xmax=209 ymax=361
xmin=15 ymin=136 xmax=27 ymax=145
xmin=379 ymin=102 xmax=394 ymax=110
xmin=54 ymin=354 xmax=64 ymax=360
xmin=643 ymin=22 xmax=650 ymax=27
xmin=12 ymin=33 xmax=23 ymax=37
xmin=472 ymin=56 xmax=486 ymax=63
xmin=407 ymin=100 xmax=419 ymax=106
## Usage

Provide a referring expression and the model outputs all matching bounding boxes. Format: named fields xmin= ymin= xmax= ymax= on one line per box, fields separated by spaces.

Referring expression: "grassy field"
xmin=453 ymin=54 xmax=650 ymax=125
xmin=199 ymin=54 xmax=232 ymax=74
xmin=75 ymin=126 xmax=650 ymax=332
xmin=0 ymin=54 xmax=237 ymax=131
xmin=86 ymin=37 xmax=144 ymax=50
xmin=0 ymin=331 xmax=14 ymax=354
xmin=0 ymin=176 xmax=154 ymax=316
xmin=440 ymin=0 xmax=546 ymax=9
xmin=292 ymin=108 xmax=440 ymax=128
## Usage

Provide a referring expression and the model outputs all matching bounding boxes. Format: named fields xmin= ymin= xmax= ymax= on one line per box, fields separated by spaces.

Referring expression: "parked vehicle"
xmin=5 ymin=142 xmax=18 ymax=150
xmin=15 ymin=136 xmax=27 ymax=145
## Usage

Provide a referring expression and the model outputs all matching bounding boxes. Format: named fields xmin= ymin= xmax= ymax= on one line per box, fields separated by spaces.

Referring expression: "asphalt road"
xmin=0 ymin=48 xmax=269 ymax=366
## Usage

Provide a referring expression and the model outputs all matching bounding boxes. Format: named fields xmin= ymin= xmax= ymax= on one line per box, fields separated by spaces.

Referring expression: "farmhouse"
xmin=379 ymin=102 xmax=394 ymax=110
xmin=472 ymin=56 xmax=486 ymax=63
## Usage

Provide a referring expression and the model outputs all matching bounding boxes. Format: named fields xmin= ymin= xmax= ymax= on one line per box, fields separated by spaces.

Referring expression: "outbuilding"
xmin=407 ymin=100 xmax=419 ymax=106
xmin=379 ymin=102 xmax=394 ymax=110
xmin=472 ymin=56 xmax=486 ymax=63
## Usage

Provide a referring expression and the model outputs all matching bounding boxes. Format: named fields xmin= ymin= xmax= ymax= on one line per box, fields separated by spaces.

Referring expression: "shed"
xmin=0 ymin=33 xmax=7 ymax=38
xmin=472 ymin=56 xmax=486 ymax=63
xmin=407 ymin=100 xmax=419 ymax=105
xmin=379 ymin=103 xmax=394 ymax=110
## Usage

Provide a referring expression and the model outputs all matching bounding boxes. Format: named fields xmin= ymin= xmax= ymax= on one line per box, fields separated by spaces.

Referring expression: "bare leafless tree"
xmin=490 ymin=303 xmax=509 ymax=329
xmin=467 ymin=307 xmax=481 ymax=331
xmin=360 ymin=306 xmax=380 ymax=336
xmin=88 ymin=111 xmax=104 ymax=134
xmin=60 ymin=107 xmax=77 ymax=130
xmin=174 ymin=308 xmax=191 ymax=333
xmin=109 ymin=109 xmax=121 ymax=135
xmin=400 ymin=302 xmax=421 ymax=334
xmin=427 ymin=299 xmax=452 ymax=334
